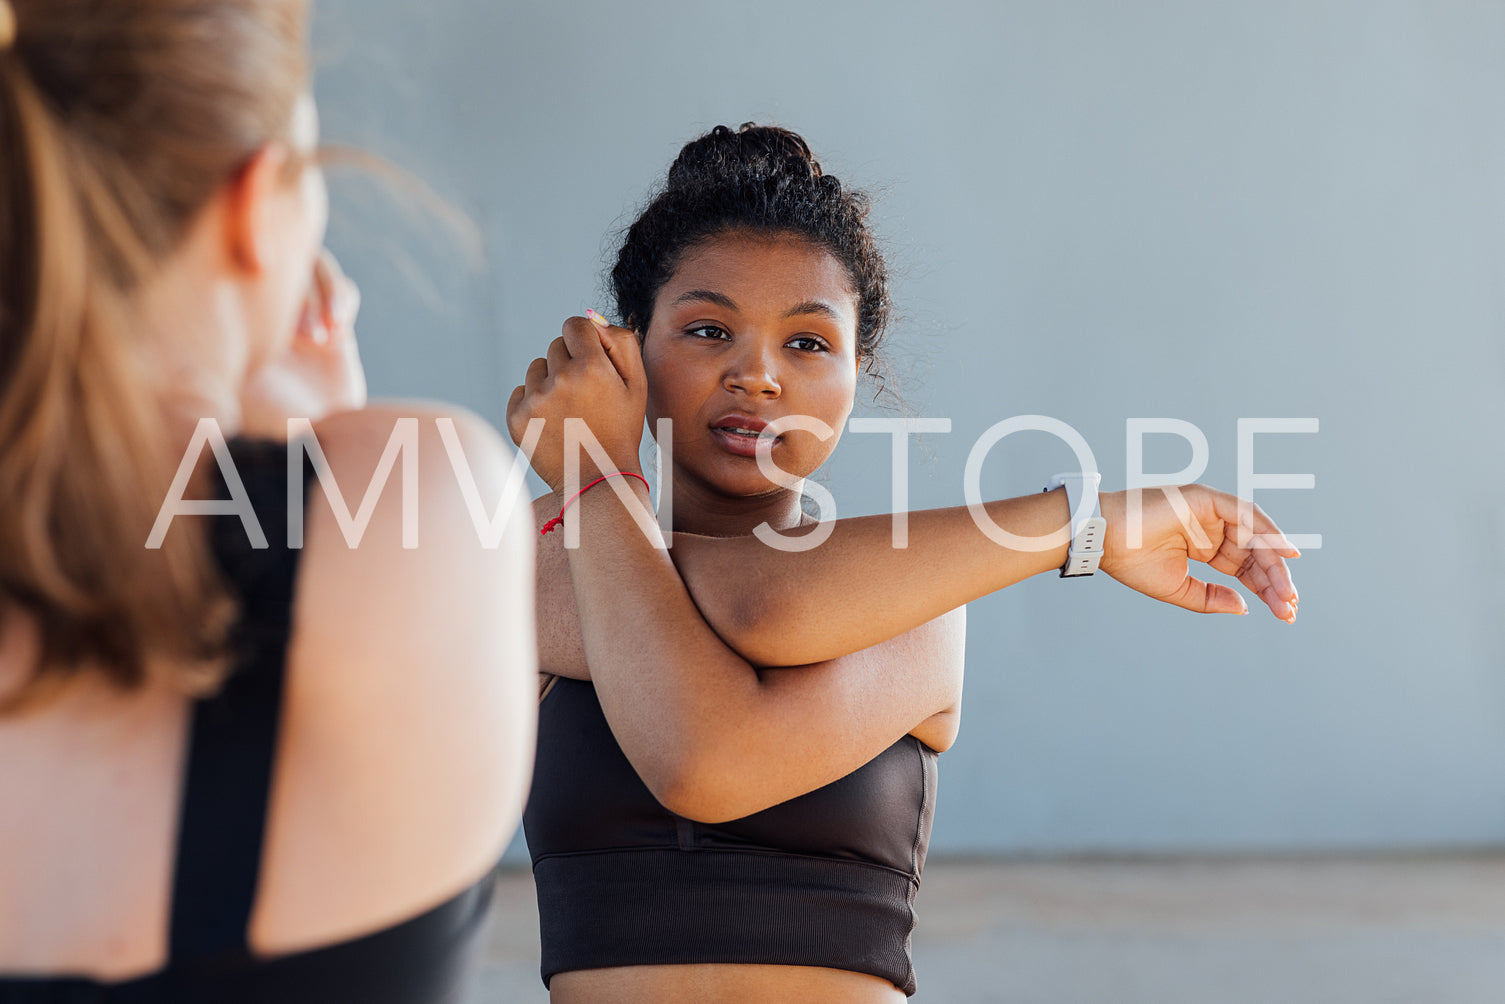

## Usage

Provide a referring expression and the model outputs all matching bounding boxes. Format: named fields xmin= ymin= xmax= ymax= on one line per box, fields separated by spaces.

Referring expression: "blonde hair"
xmin=0 ymin=0 xmax=310 ymax=711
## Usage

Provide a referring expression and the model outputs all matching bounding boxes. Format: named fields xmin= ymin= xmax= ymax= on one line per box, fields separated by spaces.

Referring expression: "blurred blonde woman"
xmin=0 ymin=2 xmax=534 ymax=1000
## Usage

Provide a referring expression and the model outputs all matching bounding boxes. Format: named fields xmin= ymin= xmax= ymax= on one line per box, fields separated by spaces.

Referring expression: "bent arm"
xmin=562 ymin=479 xmax=966 ymax=823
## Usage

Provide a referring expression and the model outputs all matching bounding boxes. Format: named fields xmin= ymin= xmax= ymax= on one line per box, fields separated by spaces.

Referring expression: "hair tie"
xmin=0 ymin=0 xmax=15 ymax=51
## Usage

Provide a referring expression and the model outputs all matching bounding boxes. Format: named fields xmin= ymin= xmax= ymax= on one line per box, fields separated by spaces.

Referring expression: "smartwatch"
xmin=1044 ymin=472 xmax=1106 ymax=577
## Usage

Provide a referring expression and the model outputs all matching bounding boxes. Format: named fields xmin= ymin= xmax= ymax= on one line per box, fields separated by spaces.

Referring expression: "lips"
xmin=710 ymin=414 xmax=781 ymax=458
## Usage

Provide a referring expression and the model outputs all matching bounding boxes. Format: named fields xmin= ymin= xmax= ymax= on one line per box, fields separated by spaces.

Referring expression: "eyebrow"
xmin=670 ymin=289 xmax=739 ymax=311
xmin=669 ymin=290 xmax=844 ymax=323
xmin=781 ymin=300 xmax=844 ymax=322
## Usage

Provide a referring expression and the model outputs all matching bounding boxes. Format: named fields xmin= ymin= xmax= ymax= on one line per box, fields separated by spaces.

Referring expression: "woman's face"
xmin=640 ymin=232 xmax=861 ymax=501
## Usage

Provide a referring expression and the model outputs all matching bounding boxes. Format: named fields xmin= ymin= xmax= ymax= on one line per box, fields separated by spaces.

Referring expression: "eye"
xmin=686 ymin=324 xmax=731 ymax=341
xmin=788 ymin=335 xmax=829 ymax=353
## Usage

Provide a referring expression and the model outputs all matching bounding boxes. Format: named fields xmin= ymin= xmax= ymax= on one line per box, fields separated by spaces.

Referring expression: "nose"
xmin=722 ymin=341 xmax=781 ymax=398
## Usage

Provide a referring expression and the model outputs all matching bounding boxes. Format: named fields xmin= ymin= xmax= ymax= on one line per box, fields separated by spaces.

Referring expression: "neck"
xmin=133 ymin=243 xmax=250 ymax=443
xmin=665 ymin=469 xmax=808 ymax=537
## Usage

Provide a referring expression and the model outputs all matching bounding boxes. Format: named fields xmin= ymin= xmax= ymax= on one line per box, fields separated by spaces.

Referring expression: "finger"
xmin=1220 ymin=530 xmax=1298 ymax=604
xmin=1246 ymin=551 xmax=1297 ymax=621
xmin=546 ymin=335 xmax=572 ymax=373
xmin=1258 ymin=584 xmax=1297 ymax=623
xmin=1208 ymin=533 xmax=1297 ymax=620
xmin=1202 ymin=581 xmax=1249 ymax=616
xmin=1189 ymin=488 xmax=1299 ymax=621
xmin=586 ymin=309 xmax=644 ymax=383
xmin=1211 ymin=490 xmax=1300 ymax=557
xmin=1216 ymin=549 xmax=1273 ymax=600
xmin=561 ymin=316 xmax=605 ymax=365
xmin=505 ymin=385 xmax=527 ymax=442
xmin=1252 ymin=546 xmax=1297 ymax=604
xmin=524 ymin=356 xmax=549 ymax=392
xmin=1166 ymin=575 xmax=1248 ymax=616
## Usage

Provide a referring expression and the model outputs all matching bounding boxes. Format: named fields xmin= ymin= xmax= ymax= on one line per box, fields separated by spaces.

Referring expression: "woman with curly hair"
xmin=511 ymin=123 xmax=1300 ymax=1001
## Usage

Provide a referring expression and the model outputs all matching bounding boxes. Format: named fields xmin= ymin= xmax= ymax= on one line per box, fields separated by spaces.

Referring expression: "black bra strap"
xmin=168 ymin=440 xmax=310 ymax=965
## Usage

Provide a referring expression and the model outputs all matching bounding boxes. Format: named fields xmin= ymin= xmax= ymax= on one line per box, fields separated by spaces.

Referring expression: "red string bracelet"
xmin=540 ymin=471 xmax=651 ymax=536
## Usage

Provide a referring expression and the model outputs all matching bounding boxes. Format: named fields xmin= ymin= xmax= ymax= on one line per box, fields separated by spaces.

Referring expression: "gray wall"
xmin=312 ymin=0 xmax=1505 ymax=856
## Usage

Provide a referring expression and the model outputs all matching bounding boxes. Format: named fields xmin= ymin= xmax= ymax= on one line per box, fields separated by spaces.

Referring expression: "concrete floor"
xmin=477 ymin=854 xmax=1505 ymax=1003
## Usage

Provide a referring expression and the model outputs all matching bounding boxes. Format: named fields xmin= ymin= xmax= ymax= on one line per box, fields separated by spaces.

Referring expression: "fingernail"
xmin=586 ymin=309 xmax=608 ymax=327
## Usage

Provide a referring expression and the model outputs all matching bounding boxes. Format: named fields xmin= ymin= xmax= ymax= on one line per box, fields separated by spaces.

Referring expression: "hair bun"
xmin=613 ymin=121 xmax=890 ymax=366
xmin=665 ymin=123 xmax=824 ymax=192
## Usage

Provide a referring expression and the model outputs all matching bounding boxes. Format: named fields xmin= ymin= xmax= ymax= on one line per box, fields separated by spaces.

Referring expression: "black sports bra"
xmin=0 ymin=439 xmax=495 ymax=1003
xmin=524 ymin=675 xmax=938 ymax=995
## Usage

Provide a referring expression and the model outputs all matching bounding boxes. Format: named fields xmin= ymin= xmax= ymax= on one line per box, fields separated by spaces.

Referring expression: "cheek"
xmin=804 ymin=366 xmax=858 ymax=428
xmin=642 ymin=362 xmax=671 ymax=425
xmin=641 ymin=349 xmax=703 ymax=424
xmin=784 ymin=368 xmax=857 ymax=470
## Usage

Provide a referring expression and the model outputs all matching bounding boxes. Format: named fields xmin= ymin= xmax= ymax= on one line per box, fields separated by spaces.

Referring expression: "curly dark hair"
xmin=611 ymin=123 xmax=891 ymax=369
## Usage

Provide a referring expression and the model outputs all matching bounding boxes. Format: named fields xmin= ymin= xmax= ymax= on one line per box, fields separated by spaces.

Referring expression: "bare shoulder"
xmin=291 ymin=400 xmax=532 ymax=692
xmin=253 ymin=401 xmax=536 ymax=952
xmin=307 ymin=401 xmax=518 ymax=506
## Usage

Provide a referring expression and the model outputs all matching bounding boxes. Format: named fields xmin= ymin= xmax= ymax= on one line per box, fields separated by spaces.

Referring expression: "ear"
xmin=223 ymin=143 xmax=291 ymax=275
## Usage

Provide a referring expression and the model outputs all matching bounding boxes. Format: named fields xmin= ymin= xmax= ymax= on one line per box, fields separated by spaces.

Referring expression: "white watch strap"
xmin=1045 ymin=472 xmax=1106 ymax=577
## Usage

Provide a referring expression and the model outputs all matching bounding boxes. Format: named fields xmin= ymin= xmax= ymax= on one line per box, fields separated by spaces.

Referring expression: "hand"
xmin=241 ymin=249 xmax=367 ymax=439
xmin=1098 ymin=486 xmax=1301 ymax=622
xmin=506 ymin=311 xmax=647 ymax=492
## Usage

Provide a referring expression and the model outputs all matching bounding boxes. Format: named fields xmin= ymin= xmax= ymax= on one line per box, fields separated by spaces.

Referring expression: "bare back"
xmin=0 ymin=409 xmax=535 ymax=982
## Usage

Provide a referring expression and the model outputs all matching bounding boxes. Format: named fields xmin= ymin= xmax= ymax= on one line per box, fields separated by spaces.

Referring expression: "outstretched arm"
xmin=671 ymin=482 xmax=1299 ymax=667
xmin=538 ymin=483 xmax=1297 ymax=678
xmin=564 ymin=476 xmax=965 ymax=823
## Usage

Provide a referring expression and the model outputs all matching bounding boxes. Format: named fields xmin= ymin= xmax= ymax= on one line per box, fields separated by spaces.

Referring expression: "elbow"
xmin=641 ymin=751 xmax=756 ymax=825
